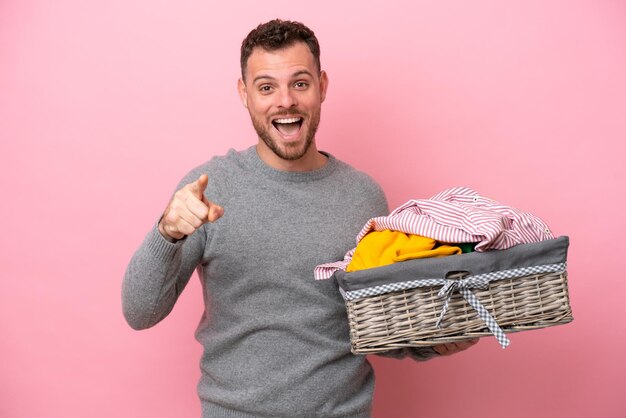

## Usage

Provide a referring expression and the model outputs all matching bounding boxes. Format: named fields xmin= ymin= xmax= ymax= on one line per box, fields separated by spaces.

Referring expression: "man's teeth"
xmin=274 ymin=117 xmax=302 ymax=124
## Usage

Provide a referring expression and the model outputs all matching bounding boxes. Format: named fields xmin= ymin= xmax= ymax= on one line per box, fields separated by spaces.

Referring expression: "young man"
xmin=123 ymin=19 xmax=477 ymax=418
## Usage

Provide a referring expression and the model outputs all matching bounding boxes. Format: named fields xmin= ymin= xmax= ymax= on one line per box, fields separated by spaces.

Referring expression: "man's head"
xmin=238 ymin=20 xmax=328 ymax=170
xmin=240 ymin=19 xmax=321 ymax=82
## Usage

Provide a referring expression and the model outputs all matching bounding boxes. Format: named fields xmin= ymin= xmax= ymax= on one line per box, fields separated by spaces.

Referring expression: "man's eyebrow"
xmin=252 ymin=70 xmax=315 ymax=84
xmin=252 ymin=74 xmax=276 ymax=84
xmin=292 ymin=70 xmax=314 ymax=78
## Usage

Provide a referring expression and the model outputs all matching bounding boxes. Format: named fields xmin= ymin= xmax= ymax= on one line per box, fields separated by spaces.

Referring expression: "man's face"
xmin=238 ymin=42 xmax=328 ymax=163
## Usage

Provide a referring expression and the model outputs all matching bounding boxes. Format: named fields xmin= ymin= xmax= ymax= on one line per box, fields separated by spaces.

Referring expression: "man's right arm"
xmin=121 ymin=174 xmax=223 ymax=330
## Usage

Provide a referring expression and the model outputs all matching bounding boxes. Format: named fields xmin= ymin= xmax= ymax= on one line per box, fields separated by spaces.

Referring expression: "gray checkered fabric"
xmin=459 ymin=287 xmax=510 ymax=348
xmin=341 ymin=262 xmax=566 ymax=349
xmin=435 ymin=277 xmax=510 ymax=348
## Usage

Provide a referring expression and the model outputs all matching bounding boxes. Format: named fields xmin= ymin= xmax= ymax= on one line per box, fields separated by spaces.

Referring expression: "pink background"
xmin=2 ymin=1 xmax=625 ymax=417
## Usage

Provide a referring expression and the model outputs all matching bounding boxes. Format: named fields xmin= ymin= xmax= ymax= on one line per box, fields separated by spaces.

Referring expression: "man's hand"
xmin=158 ymin=174 xmax=224 ymax=242
xmin=432 ymin=338 xmax=480 ymax=356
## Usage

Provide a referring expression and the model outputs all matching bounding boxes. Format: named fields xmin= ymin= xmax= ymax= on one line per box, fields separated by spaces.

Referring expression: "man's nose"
xmin=277 ymin=88 xmax=298 ymax=108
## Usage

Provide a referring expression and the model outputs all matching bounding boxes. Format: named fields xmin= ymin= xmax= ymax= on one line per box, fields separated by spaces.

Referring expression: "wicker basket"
xmin=334 ymin=236 xmax=573 ymax=354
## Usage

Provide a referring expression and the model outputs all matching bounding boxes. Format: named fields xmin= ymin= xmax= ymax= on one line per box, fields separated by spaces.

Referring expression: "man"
xmin=123 ymin=19 xmax=477 ymax=418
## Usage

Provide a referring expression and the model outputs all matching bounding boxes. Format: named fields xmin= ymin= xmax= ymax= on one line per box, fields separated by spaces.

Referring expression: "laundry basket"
xmin=333 ymin=236 xmax=573 ymax=354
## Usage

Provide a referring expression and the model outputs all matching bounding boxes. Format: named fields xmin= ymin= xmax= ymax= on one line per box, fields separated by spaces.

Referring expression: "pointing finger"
xmin=189 ymin=174 xmax=209 ymax=197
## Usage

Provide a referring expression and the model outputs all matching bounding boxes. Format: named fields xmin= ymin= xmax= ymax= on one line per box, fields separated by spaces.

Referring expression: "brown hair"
xmin=240 ymin=19 xmax=321 ymax=80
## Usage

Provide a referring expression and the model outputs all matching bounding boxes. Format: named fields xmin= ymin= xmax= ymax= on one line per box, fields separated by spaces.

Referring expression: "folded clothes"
xmin=314 ymin=186 xmax=555 ymax=280
xmin=346 ymin=230 xmax=462 ymax=272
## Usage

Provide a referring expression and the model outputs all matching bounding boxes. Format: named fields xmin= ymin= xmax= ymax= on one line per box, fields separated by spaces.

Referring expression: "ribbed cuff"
xmin=144 ymin=222 xmax=186 ymax=259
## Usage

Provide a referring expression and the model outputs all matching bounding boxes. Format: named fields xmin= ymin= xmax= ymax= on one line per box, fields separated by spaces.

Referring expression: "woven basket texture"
xmin=346 ymin=270 xmax=573 ymax=354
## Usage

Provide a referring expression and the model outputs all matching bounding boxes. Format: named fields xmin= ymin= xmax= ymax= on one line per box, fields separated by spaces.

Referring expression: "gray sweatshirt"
xmin=122 ymin=146 xmax=433 ymax=418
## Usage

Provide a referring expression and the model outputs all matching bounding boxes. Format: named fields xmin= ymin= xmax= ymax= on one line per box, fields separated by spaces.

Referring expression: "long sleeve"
xmin=122 ymin=223 xmax=206 ymax=330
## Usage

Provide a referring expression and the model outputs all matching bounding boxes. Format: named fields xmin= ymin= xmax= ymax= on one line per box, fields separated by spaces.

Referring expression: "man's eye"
xmin=259 ymin=85 xmax=272 ymax=92
xmin=294 ymin=82 xmax=308 ymax=89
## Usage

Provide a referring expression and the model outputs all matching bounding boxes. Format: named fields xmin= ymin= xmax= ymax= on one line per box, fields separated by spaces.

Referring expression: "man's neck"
xmin=256 ymin=143 xmax=328 ymax=172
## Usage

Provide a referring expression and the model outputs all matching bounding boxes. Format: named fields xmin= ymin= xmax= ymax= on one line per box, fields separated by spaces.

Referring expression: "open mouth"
xmin=272 ymin=117 xmax=303 ymax=137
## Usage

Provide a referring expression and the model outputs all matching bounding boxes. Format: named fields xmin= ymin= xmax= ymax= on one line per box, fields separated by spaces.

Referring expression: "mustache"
xmin=270 ymin=109 xmax=306 ymax=118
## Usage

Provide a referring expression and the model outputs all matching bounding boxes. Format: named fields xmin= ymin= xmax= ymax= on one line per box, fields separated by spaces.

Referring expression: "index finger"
xmin=188 ymin=174 xmax=209 ymax=198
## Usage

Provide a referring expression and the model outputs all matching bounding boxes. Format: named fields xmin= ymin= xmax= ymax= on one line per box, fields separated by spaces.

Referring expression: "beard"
xmin=250 ymin=107 xmax=321 ymax=161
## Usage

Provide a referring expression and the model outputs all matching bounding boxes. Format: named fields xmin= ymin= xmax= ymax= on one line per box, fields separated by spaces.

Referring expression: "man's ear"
xmin=237 ymin=78 xmax=248 ymax=108
xmin=319 ymin=70 xmax=329 ymax=103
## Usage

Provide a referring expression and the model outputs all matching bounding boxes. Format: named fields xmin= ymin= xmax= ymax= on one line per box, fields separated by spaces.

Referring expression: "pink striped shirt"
xmin=314 ymin=187 xmax=554 ymax=280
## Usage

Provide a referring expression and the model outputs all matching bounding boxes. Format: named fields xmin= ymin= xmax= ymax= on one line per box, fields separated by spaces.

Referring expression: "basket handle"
xmin=444 ymin=270 xmax=471 ymax=280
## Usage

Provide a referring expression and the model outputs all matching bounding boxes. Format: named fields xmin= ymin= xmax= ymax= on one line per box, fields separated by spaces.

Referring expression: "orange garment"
xmin=346 ymin=230 xmax=462 ymax=272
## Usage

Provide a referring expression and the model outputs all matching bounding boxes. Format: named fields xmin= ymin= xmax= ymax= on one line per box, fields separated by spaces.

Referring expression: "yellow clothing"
xmin=346 ymin=230 xmax=462 ymax=272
